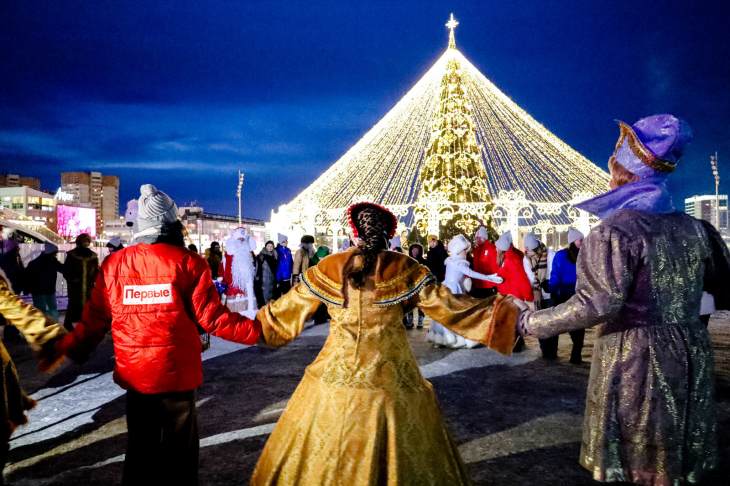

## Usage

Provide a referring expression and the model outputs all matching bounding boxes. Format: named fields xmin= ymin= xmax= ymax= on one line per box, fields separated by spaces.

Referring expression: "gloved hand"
xmin=485 ymin=273 xmax=504 ymax=284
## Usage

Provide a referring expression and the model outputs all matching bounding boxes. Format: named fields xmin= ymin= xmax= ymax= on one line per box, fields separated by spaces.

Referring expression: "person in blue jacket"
xmin=274 ymin=233 xmax=293 ymax=298
xmin=543 ymin=228 xmax=585 ymax=363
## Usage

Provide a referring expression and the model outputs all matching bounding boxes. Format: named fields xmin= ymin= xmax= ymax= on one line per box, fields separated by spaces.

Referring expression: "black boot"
xmin=569 ymin=329 xmax=585 ymax=364
xmin=404 ymin=312 xmax=414 ymax=329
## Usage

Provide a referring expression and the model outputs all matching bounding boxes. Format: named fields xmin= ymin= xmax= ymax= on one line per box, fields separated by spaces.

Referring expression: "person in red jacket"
xmin=56 ymin=184 xmax=261 ymax=486
xmin=494 ymin=231 xmax=533 ymax=352
xmin=470 ymin=226 xmax=499 ymax=298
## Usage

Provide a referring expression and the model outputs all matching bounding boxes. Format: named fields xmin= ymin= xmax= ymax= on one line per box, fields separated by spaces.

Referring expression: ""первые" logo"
xmin=123 ymin=283 xmax=174 ymax=305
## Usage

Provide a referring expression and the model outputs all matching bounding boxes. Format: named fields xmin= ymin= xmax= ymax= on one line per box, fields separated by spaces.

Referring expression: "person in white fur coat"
xmin=223 ymin=228 xmax=257 ymax=317
xmin=426 ymin=235 xmax=503 ymax=348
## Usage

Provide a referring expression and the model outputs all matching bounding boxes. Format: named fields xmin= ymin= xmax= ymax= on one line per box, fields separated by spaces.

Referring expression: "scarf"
xmin=527 ymin=245 xmax=548 ymax=290
xmin=575 ymin=177 xmax=676 ymax=219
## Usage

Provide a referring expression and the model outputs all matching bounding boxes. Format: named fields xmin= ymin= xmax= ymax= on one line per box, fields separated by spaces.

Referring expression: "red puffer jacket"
xmin=60 ymin=243 xmax=261 ymax=394
xmin=496 ymin=247 xmax=534 ymax=301
xmin=472 ymin=241 xmax=499 ymax=289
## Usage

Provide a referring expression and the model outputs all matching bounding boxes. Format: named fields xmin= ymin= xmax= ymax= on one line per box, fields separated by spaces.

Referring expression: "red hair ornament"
xmin=346 ymin=202 xmax=398 ymax=239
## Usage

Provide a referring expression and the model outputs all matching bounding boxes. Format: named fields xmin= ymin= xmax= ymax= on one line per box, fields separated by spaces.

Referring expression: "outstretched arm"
xmin=256 ymin=283 xmax=321 ymax=347
xmin=0 ymin=278 xmax=66 ymax=350
xmin=189 ymin=257 xmax=261 ymax=344
xmin=58 ymin=269 xmax=112 ymax=363
xmin=460 ymin=265 xmax=503 ymax=284
xmin=701 ymin=219 xmax=730 ymax=311
xmin=523 ymin=225 xmax=635 ymax=338
xmin=415 ymin=283 xmax=517 ymax=355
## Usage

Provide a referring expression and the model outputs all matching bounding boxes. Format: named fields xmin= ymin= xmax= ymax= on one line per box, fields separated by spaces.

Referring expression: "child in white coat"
xmin=426 ymin=235 xmax=503 ymax=348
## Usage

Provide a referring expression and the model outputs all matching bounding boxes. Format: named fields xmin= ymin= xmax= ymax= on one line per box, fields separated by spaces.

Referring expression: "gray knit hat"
xmin=137 ymin=184 xmax=178 ymax=232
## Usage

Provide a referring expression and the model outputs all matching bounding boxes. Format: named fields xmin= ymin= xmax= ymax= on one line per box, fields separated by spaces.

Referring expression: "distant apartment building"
xmin=0 ymin=173 xmax=41 ymax=190
xmin=685 ymin=194 xmax=728 ymax=232
xmin=61 ymin=171 xmax=120 ymax=234
xmin=0 ymin=186 xmax=56 ymax=226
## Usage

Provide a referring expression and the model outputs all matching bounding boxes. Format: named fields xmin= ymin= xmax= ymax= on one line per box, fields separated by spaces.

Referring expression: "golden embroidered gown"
xmin=250 ymin=249 xmax=516 ymax=486
xmin=0 ymin=270 xmax=66 ymax=441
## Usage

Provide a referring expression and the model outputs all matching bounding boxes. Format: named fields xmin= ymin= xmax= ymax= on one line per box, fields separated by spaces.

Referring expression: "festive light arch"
xmin=268 ymin=14 xmax=609 ymax=248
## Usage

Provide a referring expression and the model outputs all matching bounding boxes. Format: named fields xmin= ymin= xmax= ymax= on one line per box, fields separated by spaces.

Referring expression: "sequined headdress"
xmin=346 ymin=202 xmax=398 ymax=239
xmin=612 ymin=114 xmax=692 ymax=179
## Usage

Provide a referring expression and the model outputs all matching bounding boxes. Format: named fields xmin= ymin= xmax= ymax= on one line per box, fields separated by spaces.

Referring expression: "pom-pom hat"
xmin=346 ymin=201 xmax=398 ymax=239
xmin=137 ymin=184 xmax=178 ymax=232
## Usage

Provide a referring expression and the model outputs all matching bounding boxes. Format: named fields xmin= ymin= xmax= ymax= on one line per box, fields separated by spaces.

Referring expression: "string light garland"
xmin=268 ymin=14 xmax=609 ymax=245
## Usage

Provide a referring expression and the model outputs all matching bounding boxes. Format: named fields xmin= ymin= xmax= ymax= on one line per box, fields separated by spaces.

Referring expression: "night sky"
xmin=2 ymin=1 xmax=729 ymax=220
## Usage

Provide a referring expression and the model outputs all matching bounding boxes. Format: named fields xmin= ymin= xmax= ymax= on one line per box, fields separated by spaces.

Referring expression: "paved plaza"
xmin=6 ymin=313 xmax=730 ymax=485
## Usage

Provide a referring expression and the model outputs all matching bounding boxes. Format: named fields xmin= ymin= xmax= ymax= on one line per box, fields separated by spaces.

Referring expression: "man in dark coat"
xmin=0 ymin=239 xmax=25 ymax=295
xmin=425 ymin=235 xmax=447 ymax=282
xmin=62 ymin=233 xmax=99 ymax=331
xmin=206 ymin=241 xmax=223 ymax=280
xmin=25 ymin=243 xmax=64 ymax=320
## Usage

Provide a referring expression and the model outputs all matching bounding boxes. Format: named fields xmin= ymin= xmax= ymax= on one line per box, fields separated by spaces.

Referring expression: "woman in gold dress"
xmin=0 ymin=268 xmax=66 ymax=483
xmin=250 ymin=202 xmax=517 ymax=485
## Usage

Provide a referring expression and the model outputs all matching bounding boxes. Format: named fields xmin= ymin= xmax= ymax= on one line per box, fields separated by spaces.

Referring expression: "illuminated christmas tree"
xmin=414 ymin=14 xmax=496 ymax=239
xmin=268 ymin=14 xmax=609 ymax=247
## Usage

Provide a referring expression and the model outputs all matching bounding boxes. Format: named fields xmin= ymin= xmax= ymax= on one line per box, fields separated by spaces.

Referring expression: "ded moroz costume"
xmin=223 ymin=227 xmax=258 ymax=315
xmin=517 ymin=115 xmax=729 ymax=485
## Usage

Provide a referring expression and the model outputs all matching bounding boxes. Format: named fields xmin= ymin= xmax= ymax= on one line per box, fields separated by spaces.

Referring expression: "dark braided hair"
xmin=342 ymin=207 xmax=390 ymax=299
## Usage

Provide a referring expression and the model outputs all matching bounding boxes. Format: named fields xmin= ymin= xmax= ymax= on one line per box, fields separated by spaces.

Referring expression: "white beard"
xmin=225 ymin=237 xmax=254 ymax=290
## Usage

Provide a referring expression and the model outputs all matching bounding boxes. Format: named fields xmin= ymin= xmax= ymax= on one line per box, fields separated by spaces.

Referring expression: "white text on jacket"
xmin=123 ymin=284 xmax=174 ymax=305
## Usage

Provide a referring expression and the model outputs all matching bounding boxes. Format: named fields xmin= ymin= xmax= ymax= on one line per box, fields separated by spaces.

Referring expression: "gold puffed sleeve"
xmin=0 ymin=277 xmax=66 ymax=350
xmin=415 ymin=284 xmax=519 ymax=355
xmin=256 ymin=283 xmax=322 ymax=348
xmin=525 ymin=224 xmax=635 ymax=339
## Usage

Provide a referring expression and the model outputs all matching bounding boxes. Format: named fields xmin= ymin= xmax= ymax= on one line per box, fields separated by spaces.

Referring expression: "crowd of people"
xmin=0 ymin=113 xmax=727 ymax=486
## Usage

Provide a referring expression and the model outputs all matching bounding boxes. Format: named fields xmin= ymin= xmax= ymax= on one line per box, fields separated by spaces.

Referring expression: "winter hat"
xmin=106 ymin=236 xmax=122 ymax=248
xmin=568 ymin=228 xmax=584 ymax=244
xmin=448 ymin=235 xmax=471 ymax=255
xmin=475 ymin=226 xmax=489 ymax=240
xmin=301 ymin=235 xmax=315 ymax=244
xmin=43 ymin=242 xmax=58 ymax=254
xmin=495 ymin=231 xmax=513 ymax=251
xmin=523 ymin=232 xmax=540 ymax=251
xmin=612 ymin=114 xmax=692 ymax=179
xmin=136 ymin=184 xmax=178 ymax=233
xmin=277 ymin=233 xmax=288 ymax=244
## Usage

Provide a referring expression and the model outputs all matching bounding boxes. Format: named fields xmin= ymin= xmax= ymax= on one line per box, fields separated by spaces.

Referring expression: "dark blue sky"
xmin=1 ymin=0 xmax=729 ymax=219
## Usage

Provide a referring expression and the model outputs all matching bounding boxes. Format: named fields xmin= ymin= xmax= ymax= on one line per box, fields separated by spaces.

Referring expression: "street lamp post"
xmin=710 ymin=153 xmax=720 ymax=230
xmin=237 ymin=170 xmax=245 ymax=226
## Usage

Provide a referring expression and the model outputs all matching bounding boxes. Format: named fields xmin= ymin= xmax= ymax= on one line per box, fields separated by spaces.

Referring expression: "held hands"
xmin=510 ymin=299 xmax=532 ymax=337
xmin=36 ymin=336 xmax=68 ymax=373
